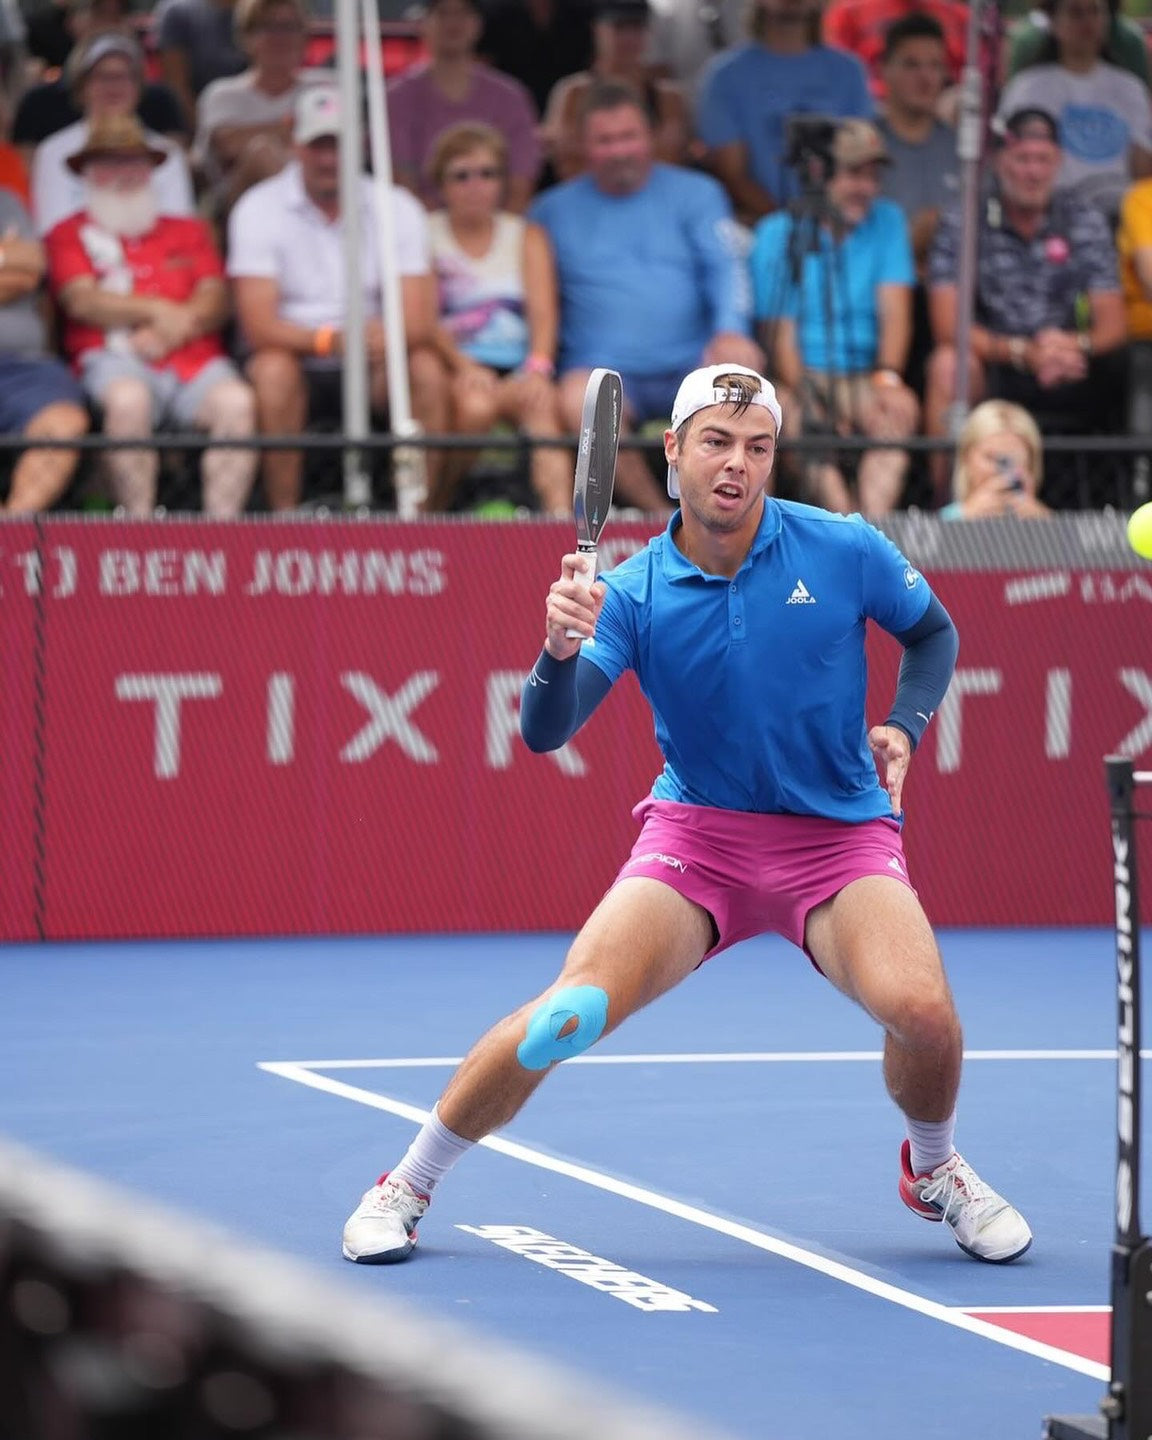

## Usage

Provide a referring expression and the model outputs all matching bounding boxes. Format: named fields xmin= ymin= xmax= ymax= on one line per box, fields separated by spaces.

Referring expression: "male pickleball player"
xmin=343 ymin=363 xmax=1033 ymax=1266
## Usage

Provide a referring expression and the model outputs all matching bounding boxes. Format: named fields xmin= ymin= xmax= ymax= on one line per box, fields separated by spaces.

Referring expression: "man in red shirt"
xmin=823 ymin=0 xmax=970 ymax=97
xmin=45 ymin=114 xmax=258 ymax=515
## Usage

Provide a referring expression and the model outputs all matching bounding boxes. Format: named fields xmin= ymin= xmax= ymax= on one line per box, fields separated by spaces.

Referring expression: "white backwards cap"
xmin=666 ymin=363 xmax=783 ymax=499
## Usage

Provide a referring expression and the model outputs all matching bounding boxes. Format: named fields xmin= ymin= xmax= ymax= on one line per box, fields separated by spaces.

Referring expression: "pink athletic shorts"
xmin=613 ymin=797 xmax=917 ymax=963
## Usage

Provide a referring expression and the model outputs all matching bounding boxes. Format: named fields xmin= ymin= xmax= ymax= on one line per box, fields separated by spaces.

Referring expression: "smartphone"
xmin=994 ymin=453 xmax=1025 ymax=493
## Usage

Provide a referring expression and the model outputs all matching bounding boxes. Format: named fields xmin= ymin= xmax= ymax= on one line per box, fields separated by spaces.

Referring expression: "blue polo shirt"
xmin=750 ymin=198 xmax=915 ymax=374
xmin=528 ymin=165 xmax=751 ymax=375
xmin=581 ymin=499 xmax=931 ymax=820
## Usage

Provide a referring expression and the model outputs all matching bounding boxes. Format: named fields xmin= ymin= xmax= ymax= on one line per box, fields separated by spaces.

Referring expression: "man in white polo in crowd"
xmin=227 ymin=84 xmax=449 ymax=509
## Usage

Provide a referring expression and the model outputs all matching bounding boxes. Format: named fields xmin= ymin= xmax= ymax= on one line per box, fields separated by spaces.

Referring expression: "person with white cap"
xmin=30 ymin=30 xmax=194 ymax=236
xmin=227 ymin=83 xmax=450 ymax=509
xmin=342 ymin=361 xmax=1034 ymax=1271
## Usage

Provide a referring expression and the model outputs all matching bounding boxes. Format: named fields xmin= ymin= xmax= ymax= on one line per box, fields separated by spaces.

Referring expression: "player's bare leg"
xmin=806 ymin=875 xmax=960 ymax=1118
xmin=806 ymin=875 xmax=1031 ymax=1261
xmin=440 ymin=877 xmax=713 ymax=1137
xmin=342 ymin=879 xmax=713 ymax=1261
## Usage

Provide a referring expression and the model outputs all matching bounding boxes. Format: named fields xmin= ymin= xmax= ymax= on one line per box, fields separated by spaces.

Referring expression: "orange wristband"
xmin=313 ymin=325 xmax=336 ymax=358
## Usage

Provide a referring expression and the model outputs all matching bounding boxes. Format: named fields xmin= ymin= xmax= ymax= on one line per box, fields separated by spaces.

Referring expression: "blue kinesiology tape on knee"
xmin=516 ymin=985 xmax=609 ymax=1071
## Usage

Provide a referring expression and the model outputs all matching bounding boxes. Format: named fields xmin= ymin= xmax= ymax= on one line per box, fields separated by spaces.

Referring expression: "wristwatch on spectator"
xmin=1078 ymin=332 xmax=1093 ymax=358
xmin=871 ymin=368 xmax=901 ymax=388
xmin=1007 ymin=336 xmax=1027 ymax=370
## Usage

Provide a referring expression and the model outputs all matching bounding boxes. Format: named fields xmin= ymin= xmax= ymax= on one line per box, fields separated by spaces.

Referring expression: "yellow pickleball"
xmin=1128 ymin=502 xmax=1152 ymax=560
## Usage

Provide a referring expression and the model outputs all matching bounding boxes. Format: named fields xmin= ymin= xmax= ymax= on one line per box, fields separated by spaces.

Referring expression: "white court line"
xmin=259 ymin=1059 xmax=1109 ymax=1383
xmin=267 ymin=1049 xmax=1151 ymax=1069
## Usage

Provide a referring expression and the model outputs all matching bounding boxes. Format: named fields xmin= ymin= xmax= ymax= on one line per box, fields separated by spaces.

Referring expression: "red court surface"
xmin=969 ymin=1309 xmax=1109 ymax=1365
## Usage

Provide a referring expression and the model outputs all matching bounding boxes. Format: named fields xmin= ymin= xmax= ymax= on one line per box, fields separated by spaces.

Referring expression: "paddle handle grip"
xmin=564 ymin=544 xmax=598 ymax=641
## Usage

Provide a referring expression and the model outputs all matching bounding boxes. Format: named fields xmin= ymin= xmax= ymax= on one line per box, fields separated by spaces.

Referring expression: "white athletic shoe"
xmin=899 ymin=1141 xmax=1033 ymax=1263
xmin=342 ymin=1173 xmax=429 ymax=1264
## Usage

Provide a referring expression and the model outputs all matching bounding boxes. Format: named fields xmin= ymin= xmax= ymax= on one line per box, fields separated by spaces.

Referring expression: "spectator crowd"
xmin=0 ymin=0 xmax=1151 ymax=518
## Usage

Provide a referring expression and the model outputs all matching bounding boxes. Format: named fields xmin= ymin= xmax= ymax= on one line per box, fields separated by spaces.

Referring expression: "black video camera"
xmin=784 ymin=115 xmax=838 ymax=190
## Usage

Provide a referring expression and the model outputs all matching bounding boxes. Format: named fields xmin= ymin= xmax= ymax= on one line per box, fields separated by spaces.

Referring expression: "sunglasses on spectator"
xmin=443 ymin=165 xmax=502 ymax=182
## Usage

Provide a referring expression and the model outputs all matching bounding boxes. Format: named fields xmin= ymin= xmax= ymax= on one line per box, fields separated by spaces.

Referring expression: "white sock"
xmin=389 ymin=1108 xmax=475 ymax=1196
xmin=906 ymin=1115 xmax=957 ymax=1176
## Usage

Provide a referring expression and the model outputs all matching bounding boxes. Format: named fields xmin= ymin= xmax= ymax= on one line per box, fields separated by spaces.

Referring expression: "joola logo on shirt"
xmin=786 ymin=579 xmax=816 ymax=605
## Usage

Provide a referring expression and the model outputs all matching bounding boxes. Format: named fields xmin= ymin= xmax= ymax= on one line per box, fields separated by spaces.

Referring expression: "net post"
xmin=1106 ymin=756 xmax=1142 ymax=1254
xmin=1045 ymin=760 xmax=1150 ymax=1440
xmin=1103 ymin=755 xmax=1152 ymax=1440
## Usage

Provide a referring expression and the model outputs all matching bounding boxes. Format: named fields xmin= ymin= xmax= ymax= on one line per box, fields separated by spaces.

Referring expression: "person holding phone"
xmin=940 ymin=399 xmax=1051 ymax=518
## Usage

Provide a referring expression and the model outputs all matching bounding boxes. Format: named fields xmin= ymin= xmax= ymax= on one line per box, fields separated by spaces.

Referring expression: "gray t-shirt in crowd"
xmin=877 ymin=118 xmax=961 ymax=221
xmin=154 ymin=0 xmax=247 ymax=96
xmin=0 ymin=190 xmax=48 ymax=359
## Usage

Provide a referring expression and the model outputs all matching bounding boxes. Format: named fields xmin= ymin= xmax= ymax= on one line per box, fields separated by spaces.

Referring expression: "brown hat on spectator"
xmin=66 ymin=114 xmax=167 ymax=173
xmin=831 ymin=119 xmax=890 ymax=170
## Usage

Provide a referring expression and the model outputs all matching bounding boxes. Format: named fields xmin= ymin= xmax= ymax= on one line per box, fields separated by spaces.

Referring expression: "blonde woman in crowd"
xmin=426 ymin=121 xmax=571 ymax=513
xmin=941 ymin=400 xmax=1051 ymax=519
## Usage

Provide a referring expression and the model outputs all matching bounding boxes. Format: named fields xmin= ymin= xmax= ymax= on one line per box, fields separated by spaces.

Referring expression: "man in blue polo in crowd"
xmin=529 ymin=78 xmax=764 ymax=514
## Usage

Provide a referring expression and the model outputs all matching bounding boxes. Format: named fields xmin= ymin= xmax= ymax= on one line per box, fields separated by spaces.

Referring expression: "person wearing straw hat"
xmin=45 ymin=114 xmax=259 ymax=515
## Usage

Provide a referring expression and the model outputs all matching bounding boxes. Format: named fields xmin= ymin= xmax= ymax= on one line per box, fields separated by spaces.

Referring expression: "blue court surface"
xmin=0 ymin=928 xmax=1146 ymax=1439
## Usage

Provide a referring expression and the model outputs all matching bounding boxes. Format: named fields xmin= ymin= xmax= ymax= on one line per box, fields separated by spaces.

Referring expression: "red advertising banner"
xmin=1 ymin=519 xmax=1149 ymax=940
xmin=870 ymin=568 xmax=1152 ymax=926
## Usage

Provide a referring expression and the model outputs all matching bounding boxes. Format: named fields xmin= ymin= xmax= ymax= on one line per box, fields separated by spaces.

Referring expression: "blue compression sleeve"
xmin=520 ymin=648 xmax=614 ymax=752
xmin=884 ymin=593 xmax=958 ymax=750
